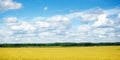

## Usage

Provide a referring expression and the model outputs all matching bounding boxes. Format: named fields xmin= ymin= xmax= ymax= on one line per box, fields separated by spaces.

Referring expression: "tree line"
xmin=0 ymin=42 xmax=120 ymax=47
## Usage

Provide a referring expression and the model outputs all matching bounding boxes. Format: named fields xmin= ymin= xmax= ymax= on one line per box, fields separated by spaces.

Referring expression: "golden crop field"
xmin=0 ymin=46 xmax=120 ymax=60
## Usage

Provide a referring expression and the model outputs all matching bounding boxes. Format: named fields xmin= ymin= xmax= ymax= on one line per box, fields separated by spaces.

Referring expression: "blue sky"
xmin=1 ymin=0 xmax=120 ymax=17
xmin=0 ymin=0 xmax=120 ymax=43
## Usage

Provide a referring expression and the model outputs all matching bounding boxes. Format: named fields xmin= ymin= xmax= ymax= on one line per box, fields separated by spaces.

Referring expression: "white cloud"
xmin=0 ymin=29 xmax=12 ymax=36
xmin=4 ymin=17 xmax=17 ymax=23
xmin=35 ymin=21 xmax=50 ymax=28
xmin=47 ymin=15 xmax=69 ymax=23
xmin=4 ymin=17 xmax=36 ymax=32
xmin=0 ymin=0 xmax=22 ymax=13
xmin=78 ymin=25 xmax=91 ymax=32
xmin=92 ymin=14 xmax=114 ymax=27
xmin=46 ymin=15 xmax=71 ymax=35
xmin=1 ymin=7 xmax=120 ymax=43
xmin=104 ymin=8 xmax=120 ymax=15
xmin=118 ymin=13 xmax=120 ymax=19
xmin=66 ymin=8 xmax=103 ymax=22
xmin=33 ymin=16 xmax=46 ymax=21
xmin=39 ymin=32 xmax=50 ymax=38
xmin=0 ymin=29 xmax=13 ymax=43
xmin=10 ymin=22 xmax=36 ymax=31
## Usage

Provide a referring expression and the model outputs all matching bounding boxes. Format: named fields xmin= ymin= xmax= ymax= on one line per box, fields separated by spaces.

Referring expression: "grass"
xmin=0 ymin=46 xmax=120 ymax=60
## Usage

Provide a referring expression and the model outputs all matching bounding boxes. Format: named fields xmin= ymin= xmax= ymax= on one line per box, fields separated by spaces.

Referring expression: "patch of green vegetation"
xmin=0 ymin=42 xmax=120 ymax=47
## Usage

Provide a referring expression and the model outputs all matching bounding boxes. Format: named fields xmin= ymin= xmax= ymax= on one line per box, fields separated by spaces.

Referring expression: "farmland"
xmin=0 ymin=46 xmax=120 ymax=60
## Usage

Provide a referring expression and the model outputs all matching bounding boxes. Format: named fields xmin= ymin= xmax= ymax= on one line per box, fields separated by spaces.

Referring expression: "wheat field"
xmin=0 ymin=46 xmax=120 ymax=60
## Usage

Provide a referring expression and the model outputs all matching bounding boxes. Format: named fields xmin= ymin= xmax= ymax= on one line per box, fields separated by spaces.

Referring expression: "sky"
xmin=0 ymin=0 xmax=120 ymax=43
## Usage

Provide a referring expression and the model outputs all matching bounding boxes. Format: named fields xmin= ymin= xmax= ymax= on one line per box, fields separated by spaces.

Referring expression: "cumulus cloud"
xmin=4 ymin=17 xmax=17 ymax=23
xmin=92 ymin=14 xmax=114 ymax=27
xmin=0 ymin=29 xmax=13 ymax=43
xmin=1 ymin=7 xmax=120 ymax=43
xmin=35 ymin=21 xmax=50 ymax=28
xmin=0 ymin=0 xmax=22 ymax=13
xmin=5 ymin=17 xmax=36 ymax=32
xmin=66 ymin=8 xmax=103 ymax=22
xmin=78 ymin=25 xmax=91 ymax=32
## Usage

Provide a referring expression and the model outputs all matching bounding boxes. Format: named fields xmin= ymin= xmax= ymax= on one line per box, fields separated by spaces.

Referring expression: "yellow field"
xmin=0 ymin=46 xmax=120 ymax=60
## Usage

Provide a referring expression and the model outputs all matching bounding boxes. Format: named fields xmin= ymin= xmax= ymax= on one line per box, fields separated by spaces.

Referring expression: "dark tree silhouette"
xmin=0 ymin=42 xmax=120 ymax=47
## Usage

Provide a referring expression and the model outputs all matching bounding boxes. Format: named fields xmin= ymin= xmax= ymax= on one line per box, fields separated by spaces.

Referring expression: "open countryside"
xmin=0 ymin=0 xmax=120 ymax=60
xmin=0 ymin=46 xmax=120 ymax=60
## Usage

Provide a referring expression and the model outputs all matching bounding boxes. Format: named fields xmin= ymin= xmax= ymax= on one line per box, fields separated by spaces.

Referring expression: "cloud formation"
xmin=0 ymin=7 xmax=120 ymax=43
xmin=0 ymin=0 xmax=22 ymax=13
